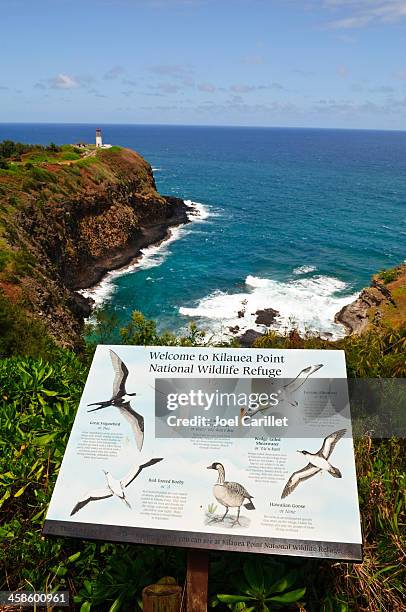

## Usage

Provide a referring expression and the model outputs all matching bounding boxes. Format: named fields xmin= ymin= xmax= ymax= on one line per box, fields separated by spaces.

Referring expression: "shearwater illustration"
xmin=281 ymin=428 xmax=347 ymax=499
xmin=207 ymin=462 xmax=255 ymax=527
xmin=70 ymin=458 xmax=163 ymax=515
xmin=241 ymin=363 xmax=324 ymax=418
xmin=87 ymin=349 xmax=144 ymax=451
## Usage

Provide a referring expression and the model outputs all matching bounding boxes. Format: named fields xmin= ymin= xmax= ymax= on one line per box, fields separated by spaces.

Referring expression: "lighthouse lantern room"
xmin=95 ymin=128 xmax=103 ymax=148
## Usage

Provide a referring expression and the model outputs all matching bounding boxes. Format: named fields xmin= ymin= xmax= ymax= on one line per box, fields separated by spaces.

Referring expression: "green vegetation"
xmin=378 ymin=268 xmax=399 ymax=284
xmin=0 ymin=310 xmax=404 ymax=611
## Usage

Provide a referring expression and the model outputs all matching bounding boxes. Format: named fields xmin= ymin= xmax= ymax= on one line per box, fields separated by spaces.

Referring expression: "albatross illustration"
xmin=87 ymin=350 xmax=144 ymax=451
xmin=207 ymin=462 xmax=255 ymax=527
xmin=70 ymin=458 xmax=163 ymax=515
xmin=241 ymin=363 xmax=324 ymax=418
xmin=281 ymin=428 xmax=346 ymax=499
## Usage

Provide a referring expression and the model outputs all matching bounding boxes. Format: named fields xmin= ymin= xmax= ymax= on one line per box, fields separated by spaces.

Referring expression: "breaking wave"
xmin=179 ymin=272 xmax=359 ymax=339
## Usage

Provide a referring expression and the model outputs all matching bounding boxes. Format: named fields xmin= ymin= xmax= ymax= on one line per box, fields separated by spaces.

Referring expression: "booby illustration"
xmin=241 ymin=363 xmax=324 ymax=418
xmin=87 ymin=350 xmax=144 ymax=451
xmin=70 ymin=458 xmax=163 ymax=515
xmin=207 ymin=462 xmax=255 ymax=526
xmin=281 ymin=428 xmax=346 ymax=499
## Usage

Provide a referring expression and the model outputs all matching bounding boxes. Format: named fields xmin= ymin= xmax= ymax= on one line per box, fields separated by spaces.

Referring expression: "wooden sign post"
xmin=186 ymin=549 xmax=209 ymax=611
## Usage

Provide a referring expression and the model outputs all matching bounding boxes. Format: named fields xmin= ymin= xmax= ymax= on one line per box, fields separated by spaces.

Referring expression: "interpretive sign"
xmin=43 ymin=345 xmax=362 ymax=561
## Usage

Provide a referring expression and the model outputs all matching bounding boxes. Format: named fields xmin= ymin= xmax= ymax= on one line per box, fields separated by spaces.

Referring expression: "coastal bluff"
xmin=335 ymin=264 xmax=406 ymax=334
xmin=0 ymin=144 xmax=189 ymax=349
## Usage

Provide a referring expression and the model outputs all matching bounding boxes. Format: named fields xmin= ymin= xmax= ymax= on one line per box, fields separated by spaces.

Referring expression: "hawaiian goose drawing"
xmin=241 ymin=363 xmax=324 ymax=418
xmin=87 ymin=349 xmax=144 ymax=451
xmin=281 ymin=428 xmax=346 ymax=499
xmin=70 ymin=458 xmax=163 ymax=515
xmin=207 ymin=462 xmax=255 ymax=526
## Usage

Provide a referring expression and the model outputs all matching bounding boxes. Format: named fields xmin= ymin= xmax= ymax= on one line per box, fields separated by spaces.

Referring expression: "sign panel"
xmin=43 ymin=345 xmax=362 ymax=560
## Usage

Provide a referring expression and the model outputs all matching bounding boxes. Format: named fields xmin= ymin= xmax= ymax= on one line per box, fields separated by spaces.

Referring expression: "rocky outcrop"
xmin=238 ymin=329 xmax=264 ymax=347
xmin=0 ymin=147 xmax=189 ymax=348
xmin=254 ymin=308 xmax=280 ymax=326
xmin=335 ymin=265 xmax=405 ymax=334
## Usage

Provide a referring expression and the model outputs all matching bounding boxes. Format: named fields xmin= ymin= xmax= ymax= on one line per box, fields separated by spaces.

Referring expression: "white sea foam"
xmin=184 ymin=199 xmax=212 ymax=221
xmin=79 ymin=200 xmax=211 ymax=308
xmin=293 ymin=265 xmax=317 ymax=275
xmin=179 ymin=272 xmax=359 ymax=340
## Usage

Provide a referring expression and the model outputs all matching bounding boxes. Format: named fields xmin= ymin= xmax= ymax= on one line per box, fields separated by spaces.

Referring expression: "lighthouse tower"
xmin=95 ymin=128 xmax=103 ymax=148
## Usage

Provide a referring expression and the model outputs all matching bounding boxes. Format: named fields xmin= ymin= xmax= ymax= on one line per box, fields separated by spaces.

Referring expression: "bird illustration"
xmin=87 ymin=350 xmax=144 ymax=451
xmin=281 ymin=428 xmax=346 ymax=499
xmin=207 ymin=462 xmax=255 ymax=527
xmin=70 ymin=458 xmax=163 ymax=515
xmin=241 ymin=363 xmax=324 ymax=418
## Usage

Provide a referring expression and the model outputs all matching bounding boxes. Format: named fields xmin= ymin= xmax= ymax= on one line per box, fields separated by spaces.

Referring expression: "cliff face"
xmin=0 ymin=147 xmax=188 ymax=349
xmin=335 ymin=264 xmax=406 ymax=334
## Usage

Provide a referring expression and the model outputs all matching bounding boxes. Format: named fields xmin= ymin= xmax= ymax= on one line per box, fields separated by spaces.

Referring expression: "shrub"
xmin=378 ymin=268 xmax=398 ymax=284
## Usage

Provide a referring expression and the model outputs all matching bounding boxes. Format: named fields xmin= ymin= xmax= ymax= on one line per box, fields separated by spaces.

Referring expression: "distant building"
xmin=95 ymin=128 xmax=112 ymax=149
xmin=96 ymin=128 xmax=103 ymax=148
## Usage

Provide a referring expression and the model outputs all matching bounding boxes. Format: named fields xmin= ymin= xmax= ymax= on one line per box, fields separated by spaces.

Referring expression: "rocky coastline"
xmin=72 ymin=196 xmax=189 ymax=291
xmin=0 ymin=146 xmax=190 ymax=348
xmin=334 ymin=267 xmax=405 ymax=334
xmin=234 ymin=265 xmax=405 ymax=346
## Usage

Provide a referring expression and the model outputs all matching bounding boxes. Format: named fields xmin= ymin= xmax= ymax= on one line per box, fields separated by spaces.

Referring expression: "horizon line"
xmin=0 ymin=121 xmax=405 ymax=134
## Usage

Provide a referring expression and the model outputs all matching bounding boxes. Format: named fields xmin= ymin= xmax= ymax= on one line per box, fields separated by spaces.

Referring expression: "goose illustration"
xmin=87 ymin=350 xmax=144 ymax=451
xmin=70 ymin=457 xmax=163 ymax=515
xmin=281 ymin=428 xmax=346 ymax=499
xmin=241 ymin=363 xmax=324 ymax=418
xmin=207 ymin=462 xmax=255 ymax=526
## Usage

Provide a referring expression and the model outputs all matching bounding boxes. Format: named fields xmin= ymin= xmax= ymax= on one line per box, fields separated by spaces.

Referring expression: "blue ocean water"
xmin=1 ymin=123 xmax=405 ymax=337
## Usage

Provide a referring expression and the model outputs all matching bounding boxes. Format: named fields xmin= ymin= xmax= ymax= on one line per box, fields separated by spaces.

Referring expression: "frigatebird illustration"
xmin=281 ymin=428 xmax=346 ymax=499
xmin=87 ymin=350 xmax=144 ymax=451
xmin=70 ymin=458 xmax=163 ymax=515
xmin=241 ymin=363 xmax=324 ymax=418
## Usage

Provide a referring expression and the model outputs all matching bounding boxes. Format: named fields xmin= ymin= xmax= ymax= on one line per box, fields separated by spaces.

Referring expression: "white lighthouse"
xmin=95 ymin=128 xmax=103 ymax=148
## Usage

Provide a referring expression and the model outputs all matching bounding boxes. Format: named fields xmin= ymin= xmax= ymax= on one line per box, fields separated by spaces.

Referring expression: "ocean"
xmin=1 ymin=123 xmax=405 ymax=339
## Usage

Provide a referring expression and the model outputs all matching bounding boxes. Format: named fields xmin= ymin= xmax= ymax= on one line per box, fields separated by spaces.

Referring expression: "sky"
xmin=1 ymin=0 xmax=406 ymax=129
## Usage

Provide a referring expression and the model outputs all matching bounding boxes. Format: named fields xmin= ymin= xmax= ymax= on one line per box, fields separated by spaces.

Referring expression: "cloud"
xmin=336 ymin=65 xmax=349 ymax=77
xmin=88 ymin=88 xmax=107 ymax=98
xmin=293 ymin=69 xmax=316 ymax=77
xmin=35 ymin=73 xmax=94 ymax=90
xmin=122 ymin=78 xmax=137 ymax=87
xmin=48 ymin=73 xmax=80 ymax=89
xmin=0 ymin=85 xmax=9 ymax=90
xmin=197 ymin=82 xmax=218 ymax=93
xmin=240 ymin=54 xmax=265 ymax=65
xmin=396 ymin=69 xmax=406 ymax=80
xmin=368 ymin=85 xmax=395 ymax=93
xmin=104 ymin=65 xmax=126 ymax=80
xmin=155 ymin=82 xmax=183 ymax=94
xmin=313 ymin=95 xmax=406 ymax=115
xmin=315 ymin=1 xmax=406 ymax=29
xmin=148 ymin=64 xmax=192 ymax=78
xmin=230 ymin=83 xmax=284 ymax=93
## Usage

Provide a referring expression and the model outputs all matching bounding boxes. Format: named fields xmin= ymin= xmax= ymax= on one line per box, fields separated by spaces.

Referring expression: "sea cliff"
xmin=0 ymin=145 xmax=189 ymax=349
xmin=335 ymin=264 xmax=406 ymax=334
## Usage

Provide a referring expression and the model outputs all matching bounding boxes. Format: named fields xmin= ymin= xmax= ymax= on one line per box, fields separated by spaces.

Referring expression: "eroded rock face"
xmin=334 ymin=278 xmax=397 ymax=335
